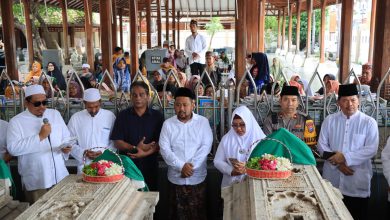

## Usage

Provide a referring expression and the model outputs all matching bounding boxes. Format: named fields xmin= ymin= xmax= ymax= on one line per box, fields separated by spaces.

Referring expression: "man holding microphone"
xmin=7 ymin=85 xmax=71 ymax=204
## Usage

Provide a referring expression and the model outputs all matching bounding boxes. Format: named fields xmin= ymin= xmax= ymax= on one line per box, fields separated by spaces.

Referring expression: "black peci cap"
xmin=280 ymin=86 xmax=300 ymax=97
xmin=174 ymin=87 xmax=195 ymax=100
xmin=338 ymin=84 xmax=358 ymax=97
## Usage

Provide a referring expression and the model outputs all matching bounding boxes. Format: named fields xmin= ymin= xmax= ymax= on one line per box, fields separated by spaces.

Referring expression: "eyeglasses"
xmin=30 ymin=100 xmax=48 ymax=107
xmin=232 ymin=123 xmax=245 ymax=129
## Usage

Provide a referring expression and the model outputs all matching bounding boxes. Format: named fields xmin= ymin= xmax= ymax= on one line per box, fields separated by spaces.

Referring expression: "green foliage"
xmin=11 ymin=3 xmax=85 ymax=25
xmin=247 ymin=157 xmax=261 ymax=170
xmin=205 ymin=17 xmax=224 ymax=36
xmin=82 ymin=165 xmax=97 ymax=176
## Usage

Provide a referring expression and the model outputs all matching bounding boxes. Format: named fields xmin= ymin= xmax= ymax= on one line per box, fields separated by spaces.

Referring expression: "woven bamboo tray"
xmin=246 ymin=138 xmax=293 ymax=180
xmin=82 ymin=147 xmax=125 ymax=183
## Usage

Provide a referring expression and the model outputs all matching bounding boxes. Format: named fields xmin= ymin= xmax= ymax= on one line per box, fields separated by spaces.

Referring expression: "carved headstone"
xmin=17 ymin=175 xmax=159 ymax=220
xmin=222 ymin=165 xmax=353 ymax=220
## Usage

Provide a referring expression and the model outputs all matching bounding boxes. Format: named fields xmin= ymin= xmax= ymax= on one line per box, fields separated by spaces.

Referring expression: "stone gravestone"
xmin=0 ymin=179 xmax=29 ymax=219
xmin=16 ymin=175 xmax=159 ymax=220
xmin=222 ymin=165 xmax=353 ymax=220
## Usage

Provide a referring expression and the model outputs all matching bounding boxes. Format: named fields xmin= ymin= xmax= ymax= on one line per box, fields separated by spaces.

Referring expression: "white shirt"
xmin=214 ymin=106 xmax=266 ymax=187
xmin=0 ymin=120 xmax=8 ymax=160
xmin=67 ymin=109 xmax=116 ymax=173
xmin=185 ymin=33 xmax=207 ymax=65
xmin=318 ymin=111 xmax=378 ymax=198
xmin=7 ymin=109 xmax=70 ymax=191
xmin=381 ymin=137 xmax=390 ymax=201
xmin=159 ymin=113 xmax=213 ymax=185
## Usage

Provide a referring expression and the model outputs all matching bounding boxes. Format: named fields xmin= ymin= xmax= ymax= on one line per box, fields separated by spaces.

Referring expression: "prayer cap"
xmin=25 ymin=85 xmax=45 ymax=97
xmin=362 ymin=63 xmax=372 ymax=71
xmin=83 ymin=88 xmax=101 ymax=102
xmin=280 ymin=86 xmax=299 ymax=97
xmin=82 ymin=63 xmax=90 ymax=69
xmin=174 ymin=87 xmax=195 ymax=100
xmin=338 ymin=84 xmax=358 ymax=97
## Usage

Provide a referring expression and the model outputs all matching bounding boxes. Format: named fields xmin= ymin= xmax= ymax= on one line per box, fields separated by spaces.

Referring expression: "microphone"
xmin=43 ymin=118 xmax=57 ymax=184
xmin=43 ymin=118 xmax=51 ymax=144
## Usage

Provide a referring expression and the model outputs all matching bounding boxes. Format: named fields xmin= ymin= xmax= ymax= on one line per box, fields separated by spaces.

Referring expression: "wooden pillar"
xmin=339 ymin=0 xmax=354 ymax=82
xmin=288 ymin=4 xmax=293 ymax=52
xmin=157 ymin=0 xmax=162 ymax=46
xmin=59 ymin=0 xmax=69 ymax=64
xmin=111 ymin=0 xmax=118 ymax=49
xmin=100 ymin=0 xmax=113 ymax=74
xmin=177 ymin=12 xmax=181 ymax=49
xmin=130 ymin=0 xmax=139 ymax=76
xmin=282 ymin=8 xmax=286 ymax=50
xmin=146 ymin=0 xmax=152 ymax=48
xmin=119 ymin=8 xmax=124 ymax=49
xmin=296 ymin=0 xmax=302 ymax=53
xmin=246 ymin=0 xmax=253 ymax=52
xmin=235 ymin=0 xmax=246 ymax=80
xmin=368 ymin=0 xmax=377 ymax=63
xmin=138 ymin=12 xmax=143 ymax=49
xmin=172 ymin=0 xmax=176 ymax=46
xmin=0 ymin=0 xmax=18 ymax=80
xmin=22 ymin=0 xmax=33 ymax=67
xmin=84 ymin=0 xmax=94 ymax=71
xmin=165 ymin=0 xmax=169 ymax=42
xmin=277 ymin=10 xmax=281 ymax=49
xmin=371 ymin=0 xmax=390 ymax=92
xmin=70 ymin=27 xmax=75 ymax=47
xmin=258 ymin=0 xmax=265 ymax=52
xmin=306 ymin=0 xmax=313 ymax=57
xmin=319 ymin=0 xmax=327 ymax=63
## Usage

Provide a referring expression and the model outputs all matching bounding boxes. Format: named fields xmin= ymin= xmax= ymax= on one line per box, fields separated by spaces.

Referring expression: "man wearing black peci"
xmin=110 ymin=81 xmax=164 ymax=191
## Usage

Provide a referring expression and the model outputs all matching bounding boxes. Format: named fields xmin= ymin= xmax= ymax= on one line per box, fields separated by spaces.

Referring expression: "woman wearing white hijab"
xmin=214 ymin=105 xmax=266 ymax=187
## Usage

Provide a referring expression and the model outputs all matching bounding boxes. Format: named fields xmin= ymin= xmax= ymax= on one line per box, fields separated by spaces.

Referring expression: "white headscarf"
xmin=219 ymin=105 xmax=266 ymax=162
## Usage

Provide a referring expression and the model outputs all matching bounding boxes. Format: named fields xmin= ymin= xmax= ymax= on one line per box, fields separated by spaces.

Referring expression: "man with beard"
xmin=263 ymin=86 xmax=315 ymax=141
xmin=159 ymin=87 xmax=213 ymax=220
xmin=67 ymin=88 xmax=116 ymax=173
xmin=7 ymin=85 xmax=72 ymax=204
xmin=111 ymin=81 xmax=164 ymax=191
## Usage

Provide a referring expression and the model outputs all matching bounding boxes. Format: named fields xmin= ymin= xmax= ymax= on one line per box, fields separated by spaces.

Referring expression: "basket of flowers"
xmin=82 ymin=148 xmax=124 ymax=183
xmin=246 ymin=138 xmax=293 ymax=179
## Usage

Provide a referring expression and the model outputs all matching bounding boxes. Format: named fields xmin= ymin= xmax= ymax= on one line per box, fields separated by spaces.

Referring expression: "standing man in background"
xmin=185 ymin=20 xmax=207 ymax=76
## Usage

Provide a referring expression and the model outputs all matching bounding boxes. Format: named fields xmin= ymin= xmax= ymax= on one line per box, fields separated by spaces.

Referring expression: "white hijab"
xmin=219 ymin=105 xmax=266 ymax=161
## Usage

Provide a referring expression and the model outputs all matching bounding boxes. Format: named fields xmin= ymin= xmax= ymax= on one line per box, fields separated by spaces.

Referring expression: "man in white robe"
xmin=0 ymin=119 xmax=10 ymax=161
xmin=68 ymin=88 xmax=116 ymax=173
xmin=7 ymin=85 xmax=72 ymax=204
xmin=318 ymin=84 xmax=379 ymax=220
xmin=159 ymin=87 xmax=213 ymax=220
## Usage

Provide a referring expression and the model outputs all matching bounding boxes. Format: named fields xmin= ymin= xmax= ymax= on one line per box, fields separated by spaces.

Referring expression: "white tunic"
xmin=7 ymin=109 xmax=70 ymax=191
xmin=67 ymin=109 xmax=116 ymax=173
xmin=159 ymin=113 xmax=213 ymax=185
xmin=0 ymin=120 xmax=8 ymax=160
xmin=214 ymin=106 xmax=266 ymax=187
xmin=381 ymin=137 xmax=390 ymax=201
xmin=184 ymin=34 xmax=207 ymax=65
xmin=318 ymin=111 xmax=378 ymax=198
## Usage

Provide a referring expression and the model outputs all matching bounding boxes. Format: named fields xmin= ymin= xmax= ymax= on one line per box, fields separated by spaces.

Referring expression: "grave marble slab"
xmin=222 ymin=165 xmax=353 ymax=220
xmin=16 ymin=175 xmax=159 ymax=220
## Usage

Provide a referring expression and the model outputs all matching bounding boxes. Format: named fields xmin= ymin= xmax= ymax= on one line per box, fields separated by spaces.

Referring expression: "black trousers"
xmin=343 ymin=195 xmax=369 ymax=220
xmin=190 ymin=62 xmax=205 ymax=76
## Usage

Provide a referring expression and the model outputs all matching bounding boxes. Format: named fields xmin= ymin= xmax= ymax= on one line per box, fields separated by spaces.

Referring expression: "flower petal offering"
xmin=246 ymin=154 xmax=292 ymax=179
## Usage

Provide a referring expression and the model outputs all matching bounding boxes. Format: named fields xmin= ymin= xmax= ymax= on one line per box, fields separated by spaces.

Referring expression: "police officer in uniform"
xmin=263 ymin=86 xmax=316 ymax=143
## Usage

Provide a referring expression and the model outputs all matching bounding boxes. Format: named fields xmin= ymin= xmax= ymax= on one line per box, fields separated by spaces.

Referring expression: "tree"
xmin=205 ymin=17 xmax=224 ymax=50
xmin=2 ymin=3 xmax=85 ymax=62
